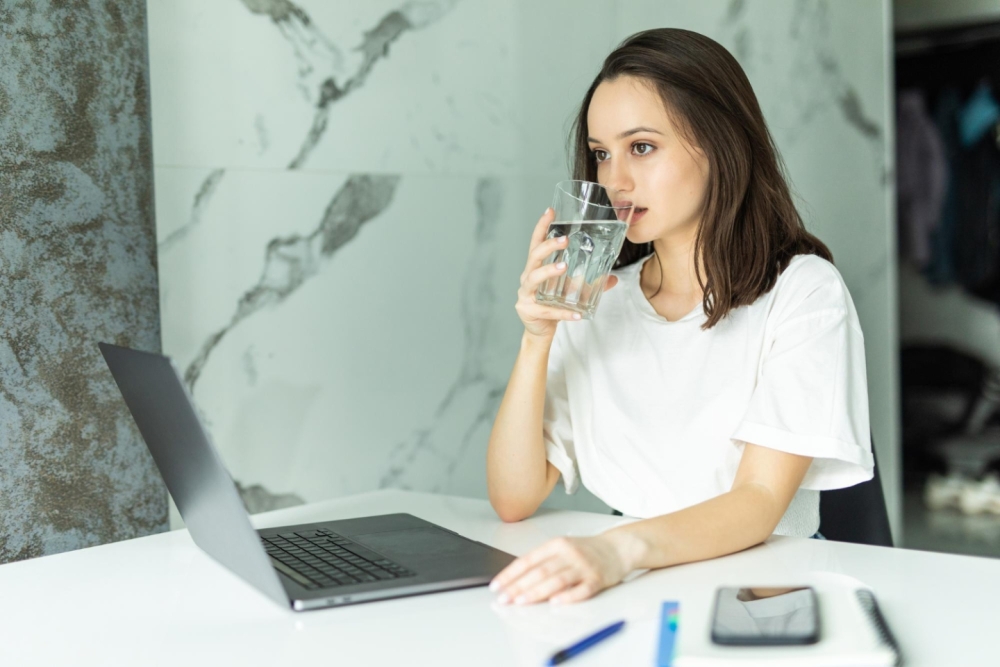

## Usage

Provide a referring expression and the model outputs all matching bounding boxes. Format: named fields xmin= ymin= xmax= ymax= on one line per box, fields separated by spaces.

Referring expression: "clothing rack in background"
xmin=895 ymin=19 xmax=1000 ymax=314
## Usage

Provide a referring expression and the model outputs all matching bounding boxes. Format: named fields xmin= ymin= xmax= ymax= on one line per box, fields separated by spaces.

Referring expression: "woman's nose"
xmin=603 ymin=159 xmax=634 ymax=196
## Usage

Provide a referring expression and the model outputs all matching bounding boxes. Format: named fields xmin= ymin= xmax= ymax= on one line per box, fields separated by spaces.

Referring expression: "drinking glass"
xmin=535 ymin=180 xmax=632 ymax=319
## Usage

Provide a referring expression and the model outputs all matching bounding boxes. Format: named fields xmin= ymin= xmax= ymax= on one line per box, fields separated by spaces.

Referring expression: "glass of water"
xmin=535 ymin=180 xmax=632 ymax=319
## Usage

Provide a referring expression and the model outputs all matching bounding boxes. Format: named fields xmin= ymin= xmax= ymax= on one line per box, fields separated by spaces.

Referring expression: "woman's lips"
xmin=615 ymin=206 xmax=646 ymax=223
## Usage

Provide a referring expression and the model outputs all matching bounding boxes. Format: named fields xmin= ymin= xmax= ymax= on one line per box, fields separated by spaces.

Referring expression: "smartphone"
xmin=710 ymin=586 xmax=820 ymax=646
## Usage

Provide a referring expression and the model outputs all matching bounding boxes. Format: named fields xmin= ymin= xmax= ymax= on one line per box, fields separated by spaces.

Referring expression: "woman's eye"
xmin=593 ymin=149 xmax=609 ymax=162
xmin=633 ymin=142 xmax=654 ymax=156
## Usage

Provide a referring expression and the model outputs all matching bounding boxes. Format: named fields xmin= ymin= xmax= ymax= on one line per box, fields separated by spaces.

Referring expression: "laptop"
xmin=99 ymin=343 xmax=515 ymax=611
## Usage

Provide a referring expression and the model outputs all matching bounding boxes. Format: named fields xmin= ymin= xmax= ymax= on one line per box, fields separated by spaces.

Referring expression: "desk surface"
xmin=2 ymin=490 xmax=996 ymax=666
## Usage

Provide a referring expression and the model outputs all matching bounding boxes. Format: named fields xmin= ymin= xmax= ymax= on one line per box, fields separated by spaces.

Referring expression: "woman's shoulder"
xmin=778 ymin=253 xmax=843 ymax=285
xmin=772 ymin=253 xmax=847 ymax=298
xmin=765 ymin=253 xmax=858 ymax=326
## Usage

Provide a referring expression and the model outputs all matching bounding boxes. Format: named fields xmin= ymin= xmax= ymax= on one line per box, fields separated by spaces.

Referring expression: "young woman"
xmin=485 ymin=28 xmax=874 ymax=606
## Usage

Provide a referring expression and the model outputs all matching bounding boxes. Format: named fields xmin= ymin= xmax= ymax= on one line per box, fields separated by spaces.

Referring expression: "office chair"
xmin=819 ymin=442 xmax=894 ymax=547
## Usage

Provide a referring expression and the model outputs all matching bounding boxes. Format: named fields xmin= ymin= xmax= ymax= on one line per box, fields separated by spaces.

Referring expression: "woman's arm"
xmin=605 ymin=443 xmax=813 ymax=570
xmin=489 ymin=444 xmax=812 ymax=604
xmin=488 ymin=208 xmax=587 ymax=523
xmin=486 ymin=331 xmax=563 ymax=523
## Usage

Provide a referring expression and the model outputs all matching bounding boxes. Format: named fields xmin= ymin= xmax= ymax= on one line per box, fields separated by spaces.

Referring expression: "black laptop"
xmin=100 ymin=343 xmax=515 ymax=611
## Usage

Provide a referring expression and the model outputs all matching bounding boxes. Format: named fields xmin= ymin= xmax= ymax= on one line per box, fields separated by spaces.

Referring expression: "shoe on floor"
xmin=958 ymin=473 xmax=1000 ymax=515
xmin=925 ymin=473 xmax=969 ymax=510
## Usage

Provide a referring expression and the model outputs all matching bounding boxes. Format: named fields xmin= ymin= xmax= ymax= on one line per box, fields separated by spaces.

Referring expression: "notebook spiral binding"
xmin=856 ymin=589 xmax=904 ymax=667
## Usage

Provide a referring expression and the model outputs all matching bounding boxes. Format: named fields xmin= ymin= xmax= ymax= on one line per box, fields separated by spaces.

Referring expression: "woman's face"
xmin=587 ymin=76 xmax=710 ymax=246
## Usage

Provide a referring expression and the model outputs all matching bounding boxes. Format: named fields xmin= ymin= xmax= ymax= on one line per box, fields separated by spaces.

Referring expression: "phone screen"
xmin=710 ymin=586 xmax=820 ymax=646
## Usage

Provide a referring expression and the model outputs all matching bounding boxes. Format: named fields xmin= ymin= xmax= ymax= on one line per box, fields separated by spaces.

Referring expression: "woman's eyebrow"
xmin=587 ymin=126 xmax=664 ymax=143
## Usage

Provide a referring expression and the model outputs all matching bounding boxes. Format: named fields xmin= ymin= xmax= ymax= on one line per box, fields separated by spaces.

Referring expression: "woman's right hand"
xmin=515 ymin=208 xmax=618 ymax=341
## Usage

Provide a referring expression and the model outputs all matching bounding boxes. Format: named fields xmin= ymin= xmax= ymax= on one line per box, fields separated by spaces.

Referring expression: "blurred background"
xmin=895 ymin=0 xmax=1000 ymax=558
xmin=3 ymin=0 xmax=999 ymax=565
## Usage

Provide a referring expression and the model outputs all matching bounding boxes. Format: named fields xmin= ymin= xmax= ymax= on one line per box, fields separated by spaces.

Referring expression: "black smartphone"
xmin=710 ymin=586 xmax=820 ymax=646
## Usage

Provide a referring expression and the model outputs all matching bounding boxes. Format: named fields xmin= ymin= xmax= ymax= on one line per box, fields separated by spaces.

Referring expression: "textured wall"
xmin=149 ymin=0 xmax=898 ymax=530
xmin=0 ymin=1 xmax=167 ymax=563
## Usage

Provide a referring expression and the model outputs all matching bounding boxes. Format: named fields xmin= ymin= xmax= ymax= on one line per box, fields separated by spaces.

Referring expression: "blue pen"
xmin=546 ymin=620 xmax=626 ymax=666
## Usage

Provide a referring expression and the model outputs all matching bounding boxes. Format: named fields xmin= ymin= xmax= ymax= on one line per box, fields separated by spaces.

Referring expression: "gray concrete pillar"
xmin=0 ymin=1 xmax=167 ymax=563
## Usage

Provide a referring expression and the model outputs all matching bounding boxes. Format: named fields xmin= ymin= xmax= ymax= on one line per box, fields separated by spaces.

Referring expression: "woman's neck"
xmin=642 ymin=229 xmax=702 ymax=300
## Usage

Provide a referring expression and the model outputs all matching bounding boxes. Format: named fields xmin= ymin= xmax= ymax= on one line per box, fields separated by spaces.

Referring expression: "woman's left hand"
xmin=489 ymin=534 xmax=635 ymax=605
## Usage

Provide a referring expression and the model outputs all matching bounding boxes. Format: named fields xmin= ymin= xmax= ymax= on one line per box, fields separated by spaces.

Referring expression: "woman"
xmin=486 ymin=28 xmax=874 ymax=606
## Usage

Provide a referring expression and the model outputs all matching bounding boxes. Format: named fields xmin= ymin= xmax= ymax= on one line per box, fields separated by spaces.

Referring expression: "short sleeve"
xmin=731 ymin=261 xmax=874 ymax=490
xmin=543 ymin=328 xmax=580 ymax=494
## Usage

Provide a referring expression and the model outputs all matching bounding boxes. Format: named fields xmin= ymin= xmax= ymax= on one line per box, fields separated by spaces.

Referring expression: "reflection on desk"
xmin=714 ymin=587 xmax=817 ymax=640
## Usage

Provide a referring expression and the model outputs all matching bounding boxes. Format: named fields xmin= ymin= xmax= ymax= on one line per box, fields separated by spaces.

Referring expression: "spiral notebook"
xmin=665 ymin=583 xmax=902 ymax=667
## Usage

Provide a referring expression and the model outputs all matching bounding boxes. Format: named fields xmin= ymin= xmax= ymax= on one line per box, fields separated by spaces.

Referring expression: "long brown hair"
xmin=571 ymin=28 xmax=832 ymax=329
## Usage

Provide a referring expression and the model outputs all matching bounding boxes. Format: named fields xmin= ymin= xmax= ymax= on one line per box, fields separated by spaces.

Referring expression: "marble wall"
xmin=149 ymin=0 xmax=899 ymax=530
xmin=1 ymin=1 xmax=166 ymax=564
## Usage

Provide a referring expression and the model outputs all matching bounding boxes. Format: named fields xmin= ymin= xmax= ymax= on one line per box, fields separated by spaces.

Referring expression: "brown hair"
xmin=571 ymin=28 xmax=832 ymax=329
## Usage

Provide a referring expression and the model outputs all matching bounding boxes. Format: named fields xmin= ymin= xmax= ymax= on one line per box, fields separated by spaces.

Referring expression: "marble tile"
xmin=160 ymin=171 xmax=522 ymax=503
xmin=148 ymin=0 xmax=615 ymax=177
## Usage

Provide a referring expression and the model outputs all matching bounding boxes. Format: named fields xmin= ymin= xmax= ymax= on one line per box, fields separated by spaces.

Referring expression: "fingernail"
xmin=514 ymin=595 xmax=527 ymax=605
xmin=489 ymin=581 xmax=499 ymax=592
xmin=573 ymin=314 xmax=581 ymax=320
xmin=556 ymin=262 xmax=566 ymax=269
xmin=550 ymin=597 xmax=563 ymax=605
xmin=497 ymin=593 xmax=510 ymax=604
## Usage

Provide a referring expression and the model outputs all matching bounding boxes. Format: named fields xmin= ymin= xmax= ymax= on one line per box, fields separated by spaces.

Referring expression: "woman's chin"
xmin=626 ymin=218 xmax=694 ymax=246
xmin=626 ymin=229 xmax=654 ymax=245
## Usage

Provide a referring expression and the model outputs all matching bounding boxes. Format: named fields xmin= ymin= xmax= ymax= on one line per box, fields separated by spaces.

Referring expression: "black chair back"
xmin=819 ymin=443 xmax=894 ymax=547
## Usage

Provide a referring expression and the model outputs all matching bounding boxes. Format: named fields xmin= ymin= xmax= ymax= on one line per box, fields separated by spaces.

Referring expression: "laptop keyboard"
xmin=261 ymin=529 xmax=415 ymax=590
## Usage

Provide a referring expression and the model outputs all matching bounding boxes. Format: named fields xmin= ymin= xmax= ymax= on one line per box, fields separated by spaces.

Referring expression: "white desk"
xmin=2 ymin=490 xmax=996 ymax=666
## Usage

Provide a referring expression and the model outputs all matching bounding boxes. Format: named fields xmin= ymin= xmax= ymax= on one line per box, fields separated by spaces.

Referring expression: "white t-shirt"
xmin=543 ymin=253 xmax=874 ymax=537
